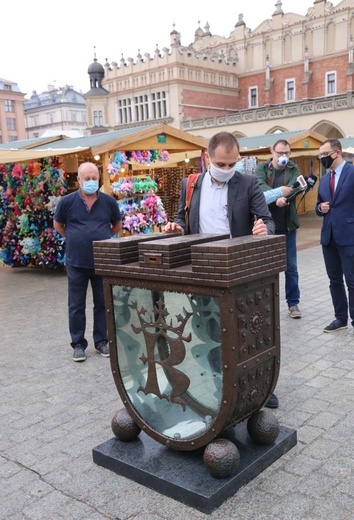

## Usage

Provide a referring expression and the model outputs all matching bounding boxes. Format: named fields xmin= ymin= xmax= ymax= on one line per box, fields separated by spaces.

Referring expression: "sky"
xmin=2 ymin=0 xmax=314 ymax=98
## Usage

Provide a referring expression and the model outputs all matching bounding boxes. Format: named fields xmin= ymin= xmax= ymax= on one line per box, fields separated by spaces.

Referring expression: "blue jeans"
xmin=66 ymin=265 xmax=108 ymax=349
xmin=322 ymin=238 xmax=354 ymax=325
xmin=275 ymin=230 xmax=300 ymax=308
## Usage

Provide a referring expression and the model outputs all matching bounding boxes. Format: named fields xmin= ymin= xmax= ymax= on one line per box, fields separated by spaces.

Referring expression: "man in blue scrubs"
xmin=54 ymin=162 xmax=122 ymax=362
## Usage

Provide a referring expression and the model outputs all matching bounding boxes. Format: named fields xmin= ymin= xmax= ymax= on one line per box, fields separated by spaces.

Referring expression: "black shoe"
xmin=265 ymin=393 xmax=279 ymax=409
xmin=73 ymin=345 xmax=86 ymax=362
xmin=323 ymin=319 xmax=347 ymax=333
xmin=95 ymin=342 xmax=110 ymax=357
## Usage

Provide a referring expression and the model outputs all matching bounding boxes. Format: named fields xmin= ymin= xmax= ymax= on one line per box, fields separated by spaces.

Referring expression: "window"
xmin=93 ymin=110 xmax=103 ymax=126
xmin=4 ymin=100 xmax=14 ymax=112
xmin=134 ymin=95 xmax=149 ymax=121
xmin=71 ymin=112 xmax=77 ymax=122
xmin=6 ymin=118 xmax=16 ymax=131
xmin=4 ymin=84 xmax=11 ymax=91
xmin=8 ymin=135 xmax=18 ymax=142
xmin=326 ymin=71 xmax=336 ymax=95
xmin=249 ymin=87 xmax=258 ymax=108
xmin=152 ymin=91 xmax=167 ymax=119
xmin=285 ymin=79 xmax=295 ymax=101
xmin=47 ymin=113 xmax=55 ymax=124
xmin=118 ymin=99 xmax=132 ymax=124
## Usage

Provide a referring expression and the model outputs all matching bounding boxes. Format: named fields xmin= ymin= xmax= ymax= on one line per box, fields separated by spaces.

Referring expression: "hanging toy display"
xmin=0 ymin=157 xmax=68 ymax=268
xmin=107 ymin=151 xmax=128 ymax=175
xmin=129 ymin=149 xmax=169 ymax=165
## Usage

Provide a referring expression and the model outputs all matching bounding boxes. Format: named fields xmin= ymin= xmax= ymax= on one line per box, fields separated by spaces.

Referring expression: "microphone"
xmin=306 ymin=174 xmax=317 ymax=189
xmin=286 ymin=175 xmax=317 ymax=201
xmin=298 ymin=174 xmax=317 ymax=202
xmin=286 ymin=175 xmax=307 ymax=201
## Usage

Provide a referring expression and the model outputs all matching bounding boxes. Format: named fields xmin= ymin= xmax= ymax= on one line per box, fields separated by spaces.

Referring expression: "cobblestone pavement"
xmin=1 ymin=214 xmax=354 ymax=520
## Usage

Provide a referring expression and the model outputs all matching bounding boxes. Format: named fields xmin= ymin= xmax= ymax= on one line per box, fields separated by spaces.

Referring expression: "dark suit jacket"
xmin=315 ymin=161 xmax=354 ymax=246
xmin=175 ymin=171 xmax=275 ymax=237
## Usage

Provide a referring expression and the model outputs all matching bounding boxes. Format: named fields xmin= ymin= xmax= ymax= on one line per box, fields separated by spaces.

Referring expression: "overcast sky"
xmin=3 ymin=0 xmax=314 ymax=97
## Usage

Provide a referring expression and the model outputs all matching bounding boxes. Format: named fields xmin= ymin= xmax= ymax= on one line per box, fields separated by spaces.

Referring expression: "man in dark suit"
xmin=316 ymin=138 xmax=354 ymax=332
xmin=164 ymin=132 xmax=279 ymax=407
xmin=165 ymin=132 xmax=274 ymax=237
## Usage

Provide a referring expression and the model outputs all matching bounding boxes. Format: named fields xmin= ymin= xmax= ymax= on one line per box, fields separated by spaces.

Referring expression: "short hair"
xmin=272 ymin=139 xmax=291 ymax=150
xmin=77 ymin=162 xmax=99 ymax=177
xmin=321 ymin=138 xmax=342 ymax=152
xmin=208 ymin=132 xmax=239 ymax=157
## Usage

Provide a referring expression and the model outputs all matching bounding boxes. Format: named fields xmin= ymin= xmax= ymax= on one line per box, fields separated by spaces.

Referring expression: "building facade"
xmin=84 ymin=0 xmax=354 ymax=140
xmin=0 ymin=78 xmax=26 ymax=144
xmin=24 ymin=85 xmax=88 ymax=139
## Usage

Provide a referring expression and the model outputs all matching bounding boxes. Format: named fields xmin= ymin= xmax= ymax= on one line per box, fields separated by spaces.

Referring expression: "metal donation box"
xmin=93 ymin=232 xmax=286 ymax=458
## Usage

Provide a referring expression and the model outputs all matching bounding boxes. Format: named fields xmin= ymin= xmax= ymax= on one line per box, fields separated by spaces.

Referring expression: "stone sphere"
xmin=111 ymin=408 xmax=141 ymax=442
xmin=203 ymin=439 xmax=240 ymax=479
xmin=247 ymin=410 xmax=280 ymax=445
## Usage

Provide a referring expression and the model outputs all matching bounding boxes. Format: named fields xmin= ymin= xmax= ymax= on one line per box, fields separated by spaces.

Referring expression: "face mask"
xmin=82 ymin=180 xmax=99 ymax=194
xmin=276 ymin=155 xmax=289 ymax=168
xmin=209 ymin=162 xmax=235 ymax=183
xmin=235 ymin=161 xmax=243 ymax=173
xmin=320 ymin=155 xmax=335 ymax=169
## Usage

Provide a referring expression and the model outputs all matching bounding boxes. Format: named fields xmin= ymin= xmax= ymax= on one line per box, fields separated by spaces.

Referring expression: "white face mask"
xmin=276 ymin=154 xmax=289 ymax=168
xmin=209 ymin=162 xmax=235 ymax=183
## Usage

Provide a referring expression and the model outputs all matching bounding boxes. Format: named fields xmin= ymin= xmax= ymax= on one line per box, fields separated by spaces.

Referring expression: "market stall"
xmin=0 ymin=125 xmax=208 ymax=267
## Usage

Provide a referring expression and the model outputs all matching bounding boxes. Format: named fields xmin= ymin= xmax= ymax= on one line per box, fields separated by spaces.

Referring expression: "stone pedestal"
xmin=93 ymin=420 xmax=296 ymax=514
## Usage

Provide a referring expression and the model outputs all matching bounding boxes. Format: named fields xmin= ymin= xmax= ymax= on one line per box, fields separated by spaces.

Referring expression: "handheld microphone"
xmin=306 ymin=175 xmax=317 ymax=189
xmin=298 ymin=174 xmax=318 ymax=202
xmin=286 ymin=175 xmax=317 ymax=202
xmin=286 ymin=175 xmax=307 ymax=201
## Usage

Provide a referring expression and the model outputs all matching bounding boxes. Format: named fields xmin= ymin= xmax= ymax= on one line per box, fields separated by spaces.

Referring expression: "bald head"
xmin=78 ymin=162 xmax=99 ymax=179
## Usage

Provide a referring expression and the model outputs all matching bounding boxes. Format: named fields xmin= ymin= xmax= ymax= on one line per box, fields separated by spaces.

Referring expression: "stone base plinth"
xmin=93 ymin=421 xmax=297 ymax=514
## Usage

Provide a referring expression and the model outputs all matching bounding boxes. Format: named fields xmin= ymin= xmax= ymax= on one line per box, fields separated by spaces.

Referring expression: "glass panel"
xmin=112 ymin=286 xmax=222 ymax=440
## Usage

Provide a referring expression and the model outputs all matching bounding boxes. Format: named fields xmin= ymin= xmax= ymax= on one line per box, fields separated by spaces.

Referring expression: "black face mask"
xmin=320 ymin=154 xmax=335 ymax=169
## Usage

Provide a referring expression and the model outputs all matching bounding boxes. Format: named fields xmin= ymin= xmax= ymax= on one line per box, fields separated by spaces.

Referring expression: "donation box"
xmin=93 ymin=233 xmax=286 ymax=452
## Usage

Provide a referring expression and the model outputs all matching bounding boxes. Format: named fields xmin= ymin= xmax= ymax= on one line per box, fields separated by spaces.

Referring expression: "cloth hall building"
xmin=85 ymin=0 xmax=354 ymax=140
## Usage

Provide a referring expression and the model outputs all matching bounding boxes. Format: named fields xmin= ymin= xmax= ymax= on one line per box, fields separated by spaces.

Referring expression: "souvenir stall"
xmin=0 ymin=152 xmax=72 ymax=268
xmin=89 ymin=125 xmax=208 ymax=235
xmin=0 ymin=125 xmax=208 ymax=267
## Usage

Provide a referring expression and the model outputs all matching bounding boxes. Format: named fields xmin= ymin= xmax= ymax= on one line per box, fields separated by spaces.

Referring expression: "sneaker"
xmin=265 ymin=393 xmax=279 ymax=409
xmin=323 ymin=319 xmax=347 ymax=333
xmin=288 ymin=305 xmax=302 ymax=319
xmin=73 ymin=345 xmax=86 ymax=362
xmin=95 ymin=342 xmax=110 ymax=357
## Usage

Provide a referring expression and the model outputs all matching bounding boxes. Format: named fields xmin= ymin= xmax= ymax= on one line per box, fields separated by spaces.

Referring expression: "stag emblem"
xmin=131 ymin=298 xmax=192 ymax=410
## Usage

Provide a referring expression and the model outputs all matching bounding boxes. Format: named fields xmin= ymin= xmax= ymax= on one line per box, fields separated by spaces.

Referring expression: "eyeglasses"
xmin=273 ymin=150 xmax=291 ymax=157
xmin=317 ymin=150 xmax=336 ymax=160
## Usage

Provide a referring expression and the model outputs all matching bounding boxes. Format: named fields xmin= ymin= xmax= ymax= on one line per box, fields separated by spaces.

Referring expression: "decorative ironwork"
xmin=131 ymin=298 xmax=192 ymax=410
xmin=236 ymin=288 xmax=272 ymax=361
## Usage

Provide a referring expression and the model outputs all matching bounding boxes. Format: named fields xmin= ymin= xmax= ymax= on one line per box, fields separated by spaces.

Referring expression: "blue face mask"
xmin=82 ymin=180 xmax=99 ymax=194
xmin=235 ymin=161 xmax=243 ymax=173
